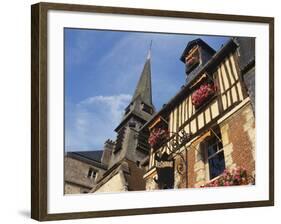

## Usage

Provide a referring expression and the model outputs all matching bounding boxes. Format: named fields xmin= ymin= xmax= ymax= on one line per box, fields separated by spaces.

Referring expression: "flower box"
xmin=200 ymin=167 xmax=254 ymax=188
xmin=191 ymin=83 xmax=216 ymax=109
xmin=148 ymin=128 xmax=169 ymax=149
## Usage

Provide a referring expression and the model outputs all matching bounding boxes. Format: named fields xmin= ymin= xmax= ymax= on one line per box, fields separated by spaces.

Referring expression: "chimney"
xmin=101 ymin=139 xmax=115 ymax=166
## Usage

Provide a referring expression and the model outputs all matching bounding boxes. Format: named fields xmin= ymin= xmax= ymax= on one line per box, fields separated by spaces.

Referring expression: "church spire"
xmin=131 ymin=41 xmax=153 ymax=108
xmin=111 ymin=42 xmax=156 ymax=166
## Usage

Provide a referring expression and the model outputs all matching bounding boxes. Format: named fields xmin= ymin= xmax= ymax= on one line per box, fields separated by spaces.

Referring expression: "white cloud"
xmin=65 ymin=31 xmax=230 ymax=151
xmin=94 ymin=32 xmax=193 ymax=108
xmin=65 ymin=94 xmax=131 ymax=151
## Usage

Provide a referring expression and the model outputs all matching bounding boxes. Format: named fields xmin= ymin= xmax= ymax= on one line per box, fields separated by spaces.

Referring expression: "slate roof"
xmin=69 ymin=150 xmax=103 ymax=162
xmin=131 ymin=55 xmax=153 ymax=108
xmin=67 ymin=150 xmax=106 ymax=169
xmin=114 ymin=52 xmax=155 ymax=131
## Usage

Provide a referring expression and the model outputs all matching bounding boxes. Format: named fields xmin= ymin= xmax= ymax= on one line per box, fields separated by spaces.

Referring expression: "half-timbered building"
xmin=142 ymin=38 xmax=255 ymax=190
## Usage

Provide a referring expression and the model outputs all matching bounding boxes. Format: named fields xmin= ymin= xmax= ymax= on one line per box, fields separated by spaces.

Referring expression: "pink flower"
xmin=201 ymin=167 xmax=254 ymax=188
xmin=148 ymin=128 xmax=168 ymax=148
xmin=191 ymin=83 xmax=216 ymax=108
xmin=234 ymin=175 xmax=241 ymax=180
xmin=224 ymin=181 xmax=230 ymax=186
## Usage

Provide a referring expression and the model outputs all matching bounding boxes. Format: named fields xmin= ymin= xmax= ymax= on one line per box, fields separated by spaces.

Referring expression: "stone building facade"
xmin=64 ymin=150 xmax=106 ymax=194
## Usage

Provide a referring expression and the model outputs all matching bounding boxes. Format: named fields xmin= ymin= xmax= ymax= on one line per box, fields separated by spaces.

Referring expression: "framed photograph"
xmin=31 ymin=2 xmax=274 ymax=221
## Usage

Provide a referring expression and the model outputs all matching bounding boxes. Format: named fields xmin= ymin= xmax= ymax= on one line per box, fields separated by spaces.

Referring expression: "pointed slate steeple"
xmin=109 ymin=44 xmax=156 ymax=167
xmin=114 ymin=43 xmax=155 ymax=132
xmin=131 ymin=45 xmax=153 ymax=108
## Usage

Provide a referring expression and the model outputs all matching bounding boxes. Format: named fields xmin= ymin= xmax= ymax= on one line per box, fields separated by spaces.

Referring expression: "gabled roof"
xmin=68 ymin=150 xmax=103 ymax=162
xmin=67 ymin=150 xmax=107 ymax=169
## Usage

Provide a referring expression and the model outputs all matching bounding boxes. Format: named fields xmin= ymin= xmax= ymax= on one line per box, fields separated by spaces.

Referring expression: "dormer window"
xmin=180 ymin=39 xmax=216 ymax=82
xmin=185 ymin=46 xmax=200 ymax=73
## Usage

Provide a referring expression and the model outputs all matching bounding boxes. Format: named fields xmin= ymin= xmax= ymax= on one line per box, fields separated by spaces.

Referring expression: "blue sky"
xmin=64 ymin=28 xmax=230 ymax=151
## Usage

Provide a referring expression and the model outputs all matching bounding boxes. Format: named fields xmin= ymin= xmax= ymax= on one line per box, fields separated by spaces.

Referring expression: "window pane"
xmin=207 ymin=144 xmax=217 ymax=157
xmin=208 ymin=151 xmax=225 ymax=179
xmin=87 ymin=169 xmax=92 ymax=177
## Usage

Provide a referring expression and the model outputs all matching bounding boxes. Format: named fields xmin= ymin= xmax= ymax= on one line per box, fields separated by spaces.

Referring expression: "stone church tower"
xmin=91 ymin=51 xmax=155 ymax=192
xmin=107 ymin=51 xmax=155 ymax=167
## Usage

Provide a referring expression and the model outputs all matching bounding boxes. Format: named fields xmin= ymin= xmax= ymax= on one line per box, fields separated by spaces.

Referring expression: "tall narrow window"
xmin=206 ymin=132 xmax=225 ymax=179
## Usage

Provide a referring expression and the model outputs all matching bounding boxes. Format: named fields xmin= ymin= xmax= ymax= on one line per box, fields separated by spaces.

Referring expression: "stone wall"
xmin=145 ymin=175 xmax=158 ymax=191
xmin=243 ymin=67 xmax=255 ymax=112
xmin=95 ymin=171 xmax=128 ymax=193
xmin=173 ymin=146 xmax=197 ymax=189
xmin=64 ymin=182 xmax=90 ymax=194
xmin=224 ymin=102 xmax=255 ymax=176
xmin=174 ymin=154 xmax=185 ymax=189
xmin=193 ymin=143 xmax=206 ymax=187
xmin=110 ymin=118 xmax=148 ymax=168
xmin=64 ymin=156 xmax=104 ymax=194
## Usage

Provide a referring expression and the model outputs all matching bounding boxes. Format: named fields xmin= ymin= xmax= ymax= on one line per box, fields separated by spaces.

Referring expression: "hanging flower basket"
xmin=200 ymin=166 xmax=255 ymax=188
xmin=191 ymin=83 xmax=217 ymax=109
xmin=148 ymin=128 xmax=169 ymax=149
